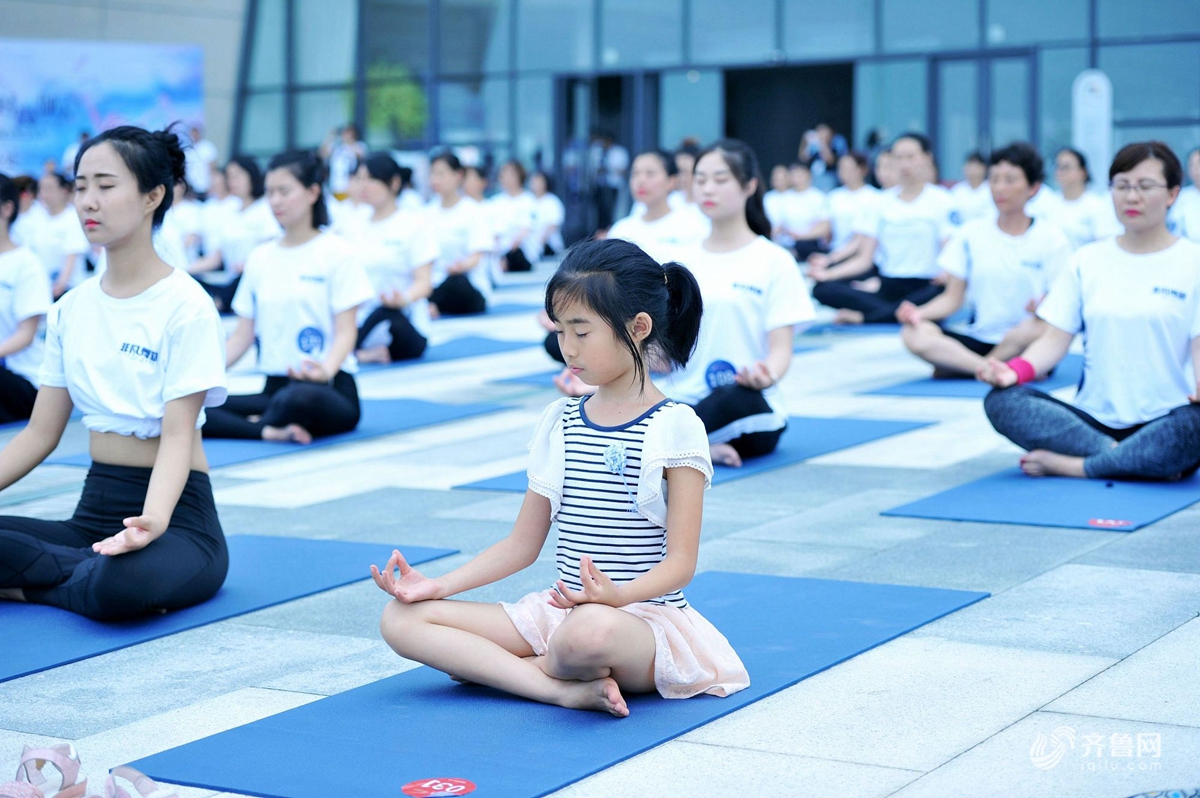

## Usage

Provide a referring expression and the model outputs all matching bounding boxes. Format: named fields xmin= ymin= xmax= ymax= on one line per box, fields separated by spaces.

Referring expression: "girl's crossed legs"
xmin=380 ymin=598 xmax=656 ymax=717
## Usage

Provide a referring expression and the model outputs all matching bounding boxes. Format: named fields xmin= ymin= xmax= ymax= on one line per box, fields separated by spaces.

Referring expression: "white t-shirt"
xmin=827 ymin=185 xmax=880 ymax=251
xmin=426 ymin=197 xmax=495 ymax=301
xmin=608 ymin=208 xmax=709 ymax=264
xmin=185 ymin=139 xmax=218 ymax=194
xmin=782 ymin=188 xmax=831 ymax=241
xmin=342 ymin=210 xmax=440 ymax=338
xmin=949 ymin=181 xmax=995 ymax=226
xmin=328 ymin=142 xmax=366 ymax=195
xmin=217 ymin=198 xmax=282 ymax=272
xmin=1038 ymin=237 xmax=1200 ymax=428
xmin=232 ymin=233 xmax=375 ymax=377
xmin=938 ymin=218 xmax=1072 ymax=344
xmin=763 ymin=189 xmax=791 ymax=246
xmin=857 ymin=186 xmax=956 ymax=279
xmin=661 ymin=237 xmax=815 ymax=430
xmin=0 ymin=247 xmax=52 ymax=384
xmin=30 ymin=208 xmax=90 ymax=286
xmin=1046 ymin=192 xmax=1123 ymax=250
xmin=199 ymin=195 xmax=239 ymax=258
xmin=530 ymin=192 xmax=565 ymax=258
xmin=39 ymin=269 xmax=227 ymax=439
xmin=1025 ymin=185 xmax=1063 ymax=223
xmin=487 ymin=191 xmax=536 ymax=253
xmin=1169 ymin=185 xmax=1200 ymax=243
xmin=10 ymin=203 xmax=48 ymax=249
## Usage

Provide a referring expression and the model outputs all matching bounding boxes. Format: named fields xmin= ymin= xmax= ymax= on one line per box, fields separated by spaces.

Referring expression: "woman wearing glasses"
xmin=978 ymin=141 xmax=1200 ymax=481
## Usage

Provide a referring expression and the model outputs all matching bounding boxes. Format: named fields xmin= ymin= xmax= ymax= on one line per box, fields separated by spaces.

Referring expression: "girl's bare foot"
xmin=1020 ymin=449 xmax=1086 ymax=478
xmin=560 ymin=676 xmax=629 ymax=717
xmin=833 ymin=308 xmax=865 ymax=325
xmin=356 ymin=345 xmax=392 ymax=365
xmin=0 ymin=587 xmax=26 ymax=601
xmin=262 ymin=423 xmax=313 ymax=444
xmin=710 ymin=443 xmax=742 ymax=468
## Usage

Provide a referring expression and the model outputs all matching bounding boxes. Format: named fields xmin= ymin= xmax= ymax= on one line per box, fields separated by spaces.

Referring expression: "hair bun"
xmin=154 ymin=127 xmax=187 ymax=184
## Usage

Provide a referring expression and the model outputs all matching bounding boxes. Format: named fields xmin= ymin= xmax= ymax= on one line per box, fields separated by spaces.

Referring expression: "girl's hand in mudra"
xmin=548 ymin=556 xmax=622 ymax=609
xmin=371 ymin=550 xmax=442 ymax=603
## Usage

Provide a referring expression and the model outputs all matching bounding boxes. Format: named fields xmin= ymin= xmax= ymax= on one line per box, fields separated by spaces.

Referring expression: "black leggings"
xmin=503 ymin=247 xmax=533 ymax=273
xmin=0 ymin=367 xmax=37 ymax=424
xmin=356 ymin=307 xmax=428 ymax=362
xmin=0 ymin=463 xmax=227 ymax=620
xmin=430 ymin=274 xmax=486 ymax=316
xmin=203 ymin=371 xmax=361 ymax=440
xmin=692 ymin=384 xmax=786 ymax=459
xmin=812 ymin=275 xmax=943 ymax=323
xmin=984 ymin=385 xmax=1200 ymax=480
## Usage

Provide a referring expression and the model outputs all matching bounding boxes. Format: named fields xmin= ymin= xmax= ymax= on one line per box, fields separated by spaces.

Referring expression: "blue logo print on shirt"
xmin=705 ymin=360 xmax=738 ymax=390
xmin=297 ymin=326 xmax=325 ymax=354
xmin=119 ymin=343 xmax=159 ymax=363
xmin=1153 ymin=286 xmax=1188 ymax=301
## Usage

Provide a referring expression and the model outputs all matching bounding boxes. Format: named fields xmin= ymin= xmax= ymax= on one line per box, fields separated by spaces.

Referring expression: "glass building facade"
xmin=233 ymin=0 xmax=1200 ymax=182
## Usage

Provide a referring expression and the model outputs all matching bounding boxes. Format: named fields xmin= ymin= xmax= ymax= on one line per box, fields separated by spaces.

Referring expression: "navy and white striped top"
xmin=555 ymin=396 xmax=688 ymax=608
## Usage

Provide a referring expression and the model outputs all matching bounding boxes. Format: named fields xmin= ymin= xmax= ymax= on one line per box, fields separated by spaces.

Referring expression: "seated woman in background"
xmin=979 ymin=141 xmax=1200 ymax=481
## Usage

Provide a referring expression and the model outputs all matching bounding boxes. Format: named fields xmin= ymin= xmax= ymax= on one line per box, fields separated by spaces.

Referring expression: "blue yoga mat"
xmin=802 ymin=322 xmax=902 ymax=336
xmin=0 ymin=536 xmax=455 ymax=684
xmin=865 ymin=354 xmax=1084 ymax=398
xmin=494 ymin=369 xmax=561 ymax=387
xmin=883 ymin=467 xmax=1200 ymax=531
xmin=359 ymin=336 xmax=537 ymax=372
xmin=127 ymin=572 xmax=987 ymax=798
xmin=48 ymin=399 xmax=509 ymax=469
xmin=455 ymin=416 xmax=931 ymax=493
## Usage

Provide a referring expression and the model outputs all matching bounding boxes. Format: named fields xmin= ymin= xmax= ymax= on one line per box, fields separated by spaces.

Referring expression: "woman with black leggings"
xmin=980 ymin=142 xmax=1200 ymax=480
xmin=203 ymin=150 xmax=374 ymax=444
xmin=0 ymin=126 xmax=229 ymax=620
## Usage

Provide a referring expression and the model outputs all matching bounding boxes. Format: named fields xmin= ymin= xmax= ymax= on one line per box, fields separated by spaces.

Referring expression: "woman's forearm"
xmin=0 ymin=428 xmax=60 ymax=492
xmin=0 ymin=318 xmax=37 ymax=359
xmin=141 ymin=429 xmax=195 ymax=534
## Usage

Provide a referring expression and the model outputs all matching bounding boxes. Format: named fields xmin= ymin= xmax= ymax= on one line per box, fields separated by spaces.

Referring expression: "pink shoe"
xmin=96 ymin=767 xmax=176 ymax=798
xmin=0 ymin=744 xmax=88 ymax=798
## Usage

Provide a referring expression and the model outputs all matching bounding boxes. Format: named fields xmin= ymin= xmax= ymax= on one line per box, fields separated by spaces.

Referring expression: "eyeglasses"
xmin=1109 ymin=181 xmax=1169 ymax=195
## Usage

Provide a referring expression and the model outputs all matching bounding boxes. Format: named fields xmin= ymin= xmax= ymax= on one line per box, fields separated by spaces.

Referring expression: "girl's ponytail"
xmin=661 ymin=261 xmax=703 ymax=369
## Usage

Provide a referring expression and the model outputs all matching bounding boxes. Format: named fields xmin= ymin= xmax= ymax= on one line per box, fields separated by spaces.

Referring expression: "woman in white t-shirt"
xmin=811 ymin=132 xmax=954 ymax=324
xmin=608 ymin=149 xmax=710 ymax=265
xmin=664 ymin=140 xmax=815 ymax=467
xmin=349 ymin=153 xmax=440 ymax=364
xmin=0 ymin=126 xmax=229 ymax=619
xmin=1046 ymin=148 xmax=1123 ymax=250
xmin=782 ymin=161 xmax=831 ymax=260
xmin=807 ymin=152 xmax=881 ymax=275
xmin=898 ymin=143 xmax=1072 ymax=377
xmin=427 ymin=153 xmax=493 ymax=316
xmin=763 ymin=164 xmax=794 ymax=248
xmin=949 ymin=152 xmax=995 ymax=225
xmin=0 ymin=174 xmax=52 ymax=423
xmin=488 ymin=160 xmax=537 ymax=273
xmin=980 ymin=142 xmax=1200 ymax=481
xmin=204 ymin=150 xmax=374 ymax=444
xmin=528 ymin=170 xmax=565 ymax=260
xmin=31 ymin=172 xmax=90 ymax=298
xmin=1168 ymin=147 xmax=1200 ymax=241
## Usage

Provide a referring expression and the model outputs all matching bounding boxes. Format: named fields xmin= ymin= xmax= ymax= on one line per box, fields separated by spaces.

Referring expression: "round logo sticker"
xmin=297 ymin=326 xmax=325 ymax=354
xmin=704 ymin=360 xmax=738 ymax=390
xmin=1088 ymin=518 xmax=1134 ymax=529
xmin=401 ymin=778 xmax=477 ymax=797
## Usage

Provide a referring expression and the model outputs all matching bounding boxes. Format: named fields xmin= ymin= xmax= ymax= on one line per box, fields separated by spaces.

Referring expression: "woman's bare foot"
xmin=560 ymin=676 xmax=629 ymax=717
xmin=262 ymin=423 xmax=313 ymax=444
xmin=0 ymin=587 xmax=26 ymax=602
xmin=710 ymin=443 xmax=742 ymax=468
xmin=1020 ymin=449 xmax=1086 ymax=478
xmin=356 ymin=345 xmax=392 ymax=365
xmin=833 ymin=308 xmax=866 ymax=325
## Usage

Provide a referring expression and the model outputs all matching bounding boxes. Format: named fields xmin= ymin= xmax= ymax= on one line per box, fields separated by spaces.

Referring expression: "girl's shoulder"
xmin=643 ymin=401 xmax=710 ymax=458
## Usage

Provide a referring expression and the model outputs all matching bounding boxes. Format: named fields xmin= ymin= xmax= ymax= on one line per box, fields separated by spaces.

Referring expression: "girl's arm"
xmin=897 ymin=275 xmax=966 ymax=324
xmin=448 ymin=252 xmax=483 ymax=275
xmin=0 ymin=316 xmax=40 ymax=359
xmin=92 ymin=392 xmax=205 ymax=555
xmin=408 ymin=262 xmax=434 ymax=303
xmin=372 ymin=490 xmax=552 ymax=602
xmin=735 ymin=325 xmax=794 ymax=390
xmin=551 ymin=466 xmax=705 ymax=608
xmin=0 ymin=387 xmax=74 ymax=492
xmin=52 ymin=255 xmax=79 ymax=298
xmin=224 ymin=317 xmax=256 ymax=368
xmin=187 ymin=250 xmax=224 ymax=275
xmin=812 ymin=236 xmax=877 ymax=282
xmin=978 ymin=324 xmax=1074 ymax=386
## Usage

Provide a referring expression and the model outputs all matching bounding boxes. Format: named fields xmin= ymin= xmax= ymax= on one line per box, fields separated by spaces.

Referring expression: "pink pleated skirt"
xmin=500 ymin=589 xmax=750 ymax=699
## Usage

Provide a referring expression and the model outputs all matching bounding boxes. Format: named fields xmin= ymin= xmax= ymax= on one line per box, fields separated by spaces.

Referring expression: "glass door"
xmin=933 ymin=52 xmax=1034 ymax=181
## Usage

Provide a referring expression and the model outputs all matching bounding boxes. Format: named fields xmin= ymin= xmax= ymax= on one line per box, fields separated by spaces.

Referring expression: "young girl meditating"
xmin=372 ymin=238 xmax=750 ymax=717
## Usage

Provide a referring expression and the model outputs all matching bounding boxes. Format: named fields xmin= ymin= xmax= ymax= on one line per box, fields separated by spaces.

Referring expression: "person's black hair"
xmin=965 ymin=150 xmax=986 ymax=165
xmin=893 ymin=131 xmax=932 ymax=153
xmin=675 ymin=141 xmax=701 ymax=160
xmin=362 ymin=152 xmax=403 ymax=195
xmin=545 ymin=238 xmax=703 ymax=391
xmin=464 ymin=165 xmax=487 ymax=183
xmin=789 ymin=160 xmax=811 ymax=172
xmin=267 ymin=149 xmax=330 ymax=228
xmin=226 ymin=154 xmax=265 ymax=199
xmin=431 ymin=151 xmax=464 ymax=173
xmin=990 ymin=142 xmax=1044 ymax=186
xmin=696 ymin=139 xmax=771 ymax=238
xmin=74 ymin=124 xmax=187 ymax=228
xmin=0 ymin=173 xmax=19 ymax=228
xmin=501 ymin=159 xmax=527 ymax=186
xmin=843 ymin=150 xmax=870 ymax=171
xmin=532 ymin=170 xmax=555 ymax=194
xmin=12 ymin=175 xmax=37 ymax=198
xmin=398 ymin=166 xmax=414 ymax=190
xmin=634 ymin=148 xmax=679 ymax=178
xmin=1056 ymin=147 xmax=1090 ymax=183
xmin=1109 ymin=141 xmax=1183 ymax=189
xmin=47 ymin=172 xmax=73 ymax=190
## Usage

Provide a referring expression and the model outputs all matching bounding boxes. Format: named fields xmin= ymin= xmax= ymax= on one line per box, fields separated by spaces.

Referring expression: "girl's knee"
xmin=380 ymin=599 xmax=429 ymax=650
xmin=548 ymin=605 xmax=621 ymax=664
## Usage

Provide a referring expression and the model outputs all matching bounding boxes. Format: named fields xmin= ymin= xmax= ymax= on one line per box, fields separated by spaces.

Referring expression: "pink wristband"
xmin=1006 ymin=357 xmax=1037 ymax=385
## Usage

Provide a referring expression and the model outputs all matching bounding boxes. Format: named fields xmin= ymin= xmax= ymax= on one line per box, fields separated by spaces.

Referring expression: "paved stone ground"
xmin=1 ymin=267 xmax=1197 ymax=797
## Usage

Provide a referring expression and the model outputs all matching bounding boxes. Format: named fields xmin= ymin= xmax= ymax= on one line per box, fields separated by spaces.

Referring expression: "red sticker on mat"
xmin=1088 ymin=518 xmax=1134 ymax=528
xmin=402 ymin=778 xmax=477 ymax=797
